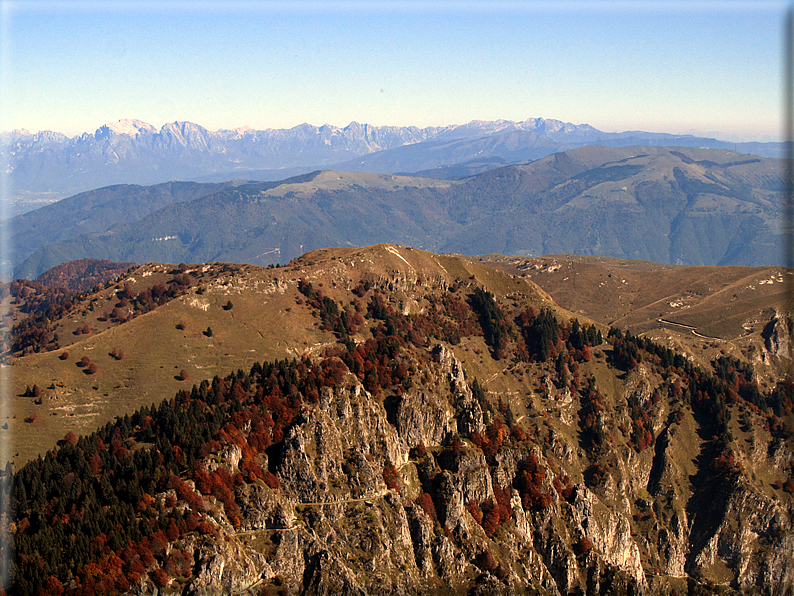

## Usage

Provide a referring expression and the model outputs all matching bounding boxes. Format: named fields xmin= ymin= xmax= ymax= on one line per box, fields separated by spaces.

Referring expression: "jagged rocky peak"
xmin=157 ymin=121 xmax=212 ymax=145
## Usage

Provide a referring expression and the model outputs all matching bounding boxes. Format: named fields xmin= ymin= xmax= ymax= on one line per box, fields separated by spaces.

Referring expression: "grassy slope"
xmin=477 ymin=254 xmax=793 ymax=382
xmin=8 ymin=263 xmax=319 ymax=465
xmin=8 ymin=244 xmax=794 ymax=595
xmin=6 ymin=245 xmax=570 ymax=467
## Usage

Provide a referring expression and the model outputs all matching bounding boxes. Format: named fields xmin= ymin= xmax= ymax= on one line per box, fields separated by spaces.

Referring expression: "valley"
xmin=3 ymin=144 xmax=786 ymax=283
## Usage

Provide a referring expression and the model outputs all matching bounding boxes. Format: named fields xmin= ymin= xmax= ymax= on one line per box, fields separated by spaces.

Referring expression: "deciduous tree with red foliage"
xmin=264 ymin=471 xmax=280 ymax=489
xmin=165 ymin=550 xmax=191 ymax=578
xmin=416 ymin=491 xmax=437 ymax=520
xmin=466 ymin=499 xmax=483 ymax=524
xmin=382 ymin=463 xmax=400 ymax=492
xmin=151 ymin=567 xmax=169 ymax=588
xmin=516 ymin=452 xmax=552 ymax=510
xmin=166 ymin=519 xmax=180 ymax=541
xmin=576 ymin=536 xmax=593 ymax=555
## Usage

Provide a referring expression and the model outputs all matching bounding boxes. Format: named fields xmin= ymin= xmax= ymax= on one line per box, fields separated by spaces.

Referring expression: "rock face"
xmin=140 ymin=343 xmax=791 ymax=596
xmin=10 ymin=248 xmax=794 ymax=596
xmin=763 ymin=310 xmax=792 ymax=360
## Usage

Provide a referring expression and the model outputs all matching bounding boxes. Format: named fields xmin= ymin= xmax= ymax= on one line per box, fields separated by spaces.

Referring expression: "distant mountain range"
xmin=6 ymin=144 xmax=785 ymax=281
xmin=2 ymin=117 xmax=786 ymax=216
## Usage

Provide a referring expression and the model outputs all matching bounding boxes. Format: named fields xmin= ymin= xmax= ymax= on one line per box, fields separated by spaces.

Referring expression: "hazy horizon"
xmin=1 ymin=1 xmax=785 ymax=144
xmin=3 ymin=115 xmax=784 ymax=145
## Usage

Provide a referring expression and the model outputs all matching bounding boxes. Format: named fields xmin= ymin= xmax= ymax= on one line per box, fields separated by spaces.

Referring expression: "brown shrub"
xmin=575 ymin=536 xmax=593 ymax=555
xmin=478 ymin=548 xmax=498 ymax=573
xmin=264 ymin=471 xmax=280 ymax=489
xmin=416 ymin=491 xmax=436 ymax=520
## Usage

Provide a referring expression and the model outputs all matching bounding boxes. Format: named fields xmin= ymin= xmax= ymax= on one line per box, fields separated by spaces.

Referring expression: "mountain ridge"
xmin=5 ymin=244 xmax=794 ymax=595
xmin=8 ymin=144 xmax=784 ymax=281
xmin=3 ymin=117 xmax=785 ymax=216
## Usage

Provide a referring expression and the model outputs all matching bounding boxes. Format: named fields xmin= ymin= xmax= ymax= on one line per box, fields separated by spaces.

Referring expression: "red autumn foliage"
xmin=576 ymin=536 xmax=593 ymax=554
xmin=382 ymin=463 xmax=400 ymax=492
xmin=264 ymin=471 xmax=280 ymax=489
xmin=166 ymin=519 xmax=179 ymax=541
xmin=137 ymin=542 xmax=156 ymax=567
xmin=711 ymin=451 xmax=742 ymax=475
xmin=478 ymin=548 xmax=498 ymax=573
xmin=125 ymin=557 xmax=145 ymax=583
xmin=466 ymin=499 xmax=483 ymax=524
xmin=184 ymin=510 xmax=200 ymax=533
xmin=41 ymin=575 xmax=64 ymax=595
xmin=164 ymin=550 xmax=191 ymax=578
xmin=240 ymin=458 xmax=265 ymax=482
xmin=197 ymin=521 xmax=215 ymax=535
xmin=150 ymin=567 xmax=169 ymax=588
xmin=416 ymin=491 xmax=436 ymax=520
xmin=516 ymin=452 xmax=552 ymax=510
xmin=148 ymin=530 xmax=168 ymax=556
xmin=480 ymin=501 xmax=501 ymax=536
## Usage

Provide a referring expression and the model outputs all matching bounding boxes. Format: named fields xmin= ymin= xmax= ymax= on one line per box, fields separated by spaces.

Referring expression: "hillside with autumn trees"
xmin=1 ymin=261 xmax=198 ymax=362
xmin=2 ymin=245 xmax=794 ymax=595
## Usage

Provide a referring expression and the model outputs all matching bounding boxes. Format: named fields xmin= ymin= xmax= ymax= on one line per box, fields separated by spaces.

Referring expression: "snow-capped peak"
xmin=102 ymin=119 xmax=157 ymax=137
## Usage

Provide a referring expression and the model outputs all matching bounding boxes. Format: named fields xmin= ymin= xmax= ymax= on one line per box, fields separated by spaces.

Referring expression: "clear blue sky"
xmin=0 ymin=1 xmax=787 ymax=142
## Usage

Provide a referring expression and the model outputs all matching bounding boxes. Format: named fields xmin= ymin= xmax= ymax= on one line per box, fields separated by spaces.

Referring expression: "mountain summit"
xmin=5 ymin=245 xmax=794 ymax=595
xmin=98 ymin=119 xmax=158 ymax=137
xmin=3 ymin=117 xmax=783 ymax=215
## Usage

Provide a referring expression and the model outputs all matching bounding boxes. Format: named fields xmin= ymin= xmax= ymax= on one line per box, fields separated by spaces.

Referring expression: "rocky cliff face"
xmin=8 ymin=247 xmax=794 ymax=596
xmin=763 ymin=310 xmax=792 ymax=361
xmin=131 ymin=352 xmax=638 ymax=595
xmin=125 ymin=344 xmax=792 ymax=595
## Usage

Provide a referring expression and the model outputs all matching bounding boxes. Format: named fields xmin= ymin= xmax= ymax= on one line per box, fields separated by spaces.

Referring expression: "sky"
xmin=0 ymin=0 xmax=788 ymax=142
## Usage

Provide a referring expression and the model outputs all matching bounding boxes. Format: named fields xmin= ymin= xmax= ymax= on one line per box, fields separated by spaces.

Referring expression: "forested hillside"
xmin=3 ymin=246 xmax=793 ymax=595
xmin=11 ymin=145 xmax=785 ymax=281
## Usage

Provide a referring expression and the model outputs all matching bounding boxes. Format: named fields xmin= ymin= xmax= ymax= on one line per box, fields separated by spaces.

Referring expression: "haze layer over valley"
xmin=3 ymin=143 xmax=785 ymax=283
xmin=2 ymin=117 xmax=785 ymax=217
